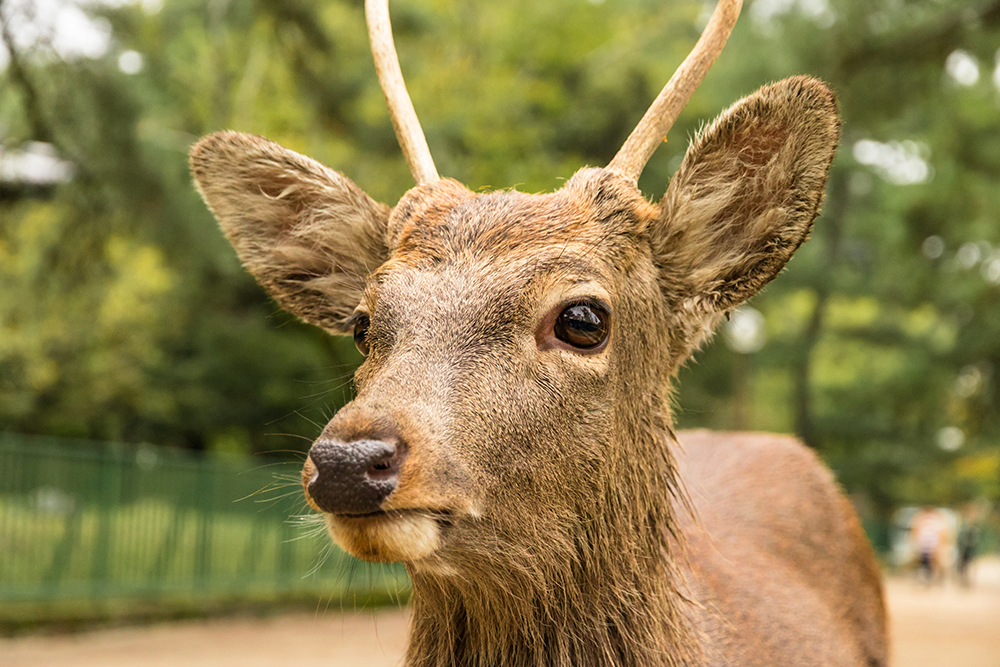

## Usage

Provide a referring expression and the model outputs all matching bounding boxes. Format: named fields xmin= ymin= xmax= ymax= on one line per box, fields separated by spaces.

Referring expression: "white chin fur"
xmin=325 ymin=512 xmax=441 ymax=563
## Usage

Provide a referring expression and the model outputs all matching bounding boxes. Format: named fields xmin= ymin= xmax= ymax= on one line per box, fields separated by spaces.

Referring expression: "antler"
xmin=365 ymin=0 xmax=439 ymax=185
xmin=607 ymin=0 xmax=743 ymax=182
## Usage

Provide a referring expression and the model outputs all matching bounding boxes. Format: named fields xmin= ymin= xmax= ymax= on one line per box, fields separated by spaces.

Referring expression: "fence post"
xmin=90 ymin=444 xmax=123 ymax=599
xmin=279 ymin=518 xmax=295 ymax=589
xmin=194 ymin=460 xmax=214 ymax=588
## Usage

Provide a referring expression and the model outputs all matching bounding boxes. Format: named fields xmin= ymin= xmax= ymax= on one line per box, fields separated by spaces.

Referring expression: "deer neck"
xmin=404 ymin=406 xmax=699 ymax=667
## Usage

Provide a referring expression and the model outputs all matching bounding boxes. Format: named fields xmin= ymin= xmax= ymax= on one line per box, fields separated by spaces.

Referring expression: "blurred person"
xmin=956 ymin=505 xmax=980 ymax=588
xmin=910 ymin=506 xmax=947 ymax=585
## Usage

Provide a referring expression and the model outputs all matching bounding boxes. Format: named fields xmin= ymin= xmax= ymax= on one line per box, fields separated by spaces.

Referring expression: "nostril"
xmin=366 ymin=449 xmax=400 ymax=480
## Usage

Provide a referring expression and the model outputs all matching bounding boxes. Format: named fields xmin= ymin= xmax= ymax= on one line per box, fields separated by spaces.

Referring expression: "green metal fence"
xmin=0 ymin=434 xmax=406 ymax=613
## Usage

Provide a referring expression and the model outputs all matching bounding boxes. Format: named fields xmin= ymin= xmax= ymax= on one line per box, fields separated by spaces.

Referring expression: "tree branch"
xmin=0 ymin=0 xmax=54 ymax=144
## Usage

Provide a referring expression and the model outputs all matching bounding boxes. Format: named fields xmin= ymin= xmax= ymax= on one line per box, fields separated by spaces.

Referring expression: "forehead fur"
xmin=386 ymin=168 xmax=660 ymax=265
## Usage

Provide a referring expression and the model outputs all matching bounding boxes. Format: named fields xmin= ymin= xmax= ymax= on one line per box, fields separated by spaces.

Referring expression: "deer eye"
xmin=554 ymin=302 xmax=609 ymax=350
xmin=353 ymin=314 xmax=371 ymax=356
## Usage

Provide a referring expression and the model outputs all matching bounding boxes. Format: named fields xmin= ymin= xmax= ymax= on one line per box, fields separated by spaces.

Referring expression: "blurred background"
xmin=1 ymin=0 xmax=999 ymax=662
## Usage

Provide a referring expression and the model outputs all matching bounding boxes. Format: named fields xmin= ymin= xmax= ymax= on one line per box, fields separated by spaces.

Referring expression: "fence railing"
xmin=0 ymin=434 xmax=406 ymax=611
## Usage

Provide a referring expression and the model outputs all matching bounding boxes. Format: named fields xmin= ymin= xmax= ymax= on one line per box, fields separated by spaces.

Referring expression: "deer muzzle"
xmin=304 ymin=438 xmax=405 ymax=515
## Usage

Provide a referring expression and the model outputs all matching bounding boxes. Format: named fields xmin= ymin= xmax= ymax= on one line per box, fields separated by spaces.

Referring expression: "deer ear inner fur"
xmin=190 ymin=131 xmax=390 ymax=335
xmin=653 ymin=76 xmax=841 ymax=316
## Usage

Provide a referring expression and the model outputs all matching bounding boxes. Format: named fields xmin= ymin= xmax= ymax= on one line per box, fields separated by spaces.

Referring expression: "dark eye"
xmin=353 ymin=314 xmax=370 ymax=356
xmin=554 ymin=302 xmax=609 ymax=350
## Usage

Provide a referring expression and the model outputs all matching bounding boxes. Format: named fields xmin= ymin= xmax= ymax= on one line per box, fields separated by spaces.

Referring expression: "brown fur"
xmin=191 ymin=75 xmax=887 ymax=667
xmin=677 ymin=430 xmax=887 ymax=666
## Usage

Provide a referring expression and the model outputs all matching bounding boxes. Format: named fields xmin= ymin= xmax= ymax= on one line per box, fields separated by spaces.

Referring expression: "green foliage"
xmin=2 ymin=0 xmax=999 ymax=511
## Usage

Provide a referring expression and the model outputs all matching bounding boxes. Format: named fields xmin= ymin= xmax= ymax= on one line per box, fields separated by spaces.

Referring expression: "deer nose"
xmin=305 ymin=438 xmax=403 ymax=515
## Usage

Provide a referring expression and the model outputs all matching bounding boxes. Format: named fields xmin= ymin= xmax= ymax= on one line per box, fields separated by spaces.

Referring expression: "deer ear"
xmin=190 ymin=132 xmax=390 ymax=334
xmin=654 ymin=76 xmax=840 ymax=316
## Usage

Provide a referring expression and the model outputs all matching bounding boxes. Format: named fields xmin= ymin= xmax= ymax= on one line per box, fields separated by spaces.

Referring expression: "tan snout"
xmin=301 ymin=456 xmax=320 ymax=511
xmin=300 ymin=407 xmax=474 ymax=564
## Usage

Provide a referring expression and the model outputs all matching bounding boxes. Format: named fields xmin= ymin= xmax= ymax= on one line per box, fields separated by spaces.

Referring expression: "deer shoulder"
xmin=677 ymin=429 xmax=888 ymax=666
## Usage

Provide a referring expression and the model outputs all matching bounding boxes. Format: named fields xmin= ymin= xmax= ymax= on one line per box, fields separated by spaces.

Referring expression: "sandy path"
xmin=887 ymin=564 xmax=1000 ymax=667
xmin=1 ymin=609 xmax=411 ymax=667
xmin=4 ymin=560 xmax=1000 ymax=667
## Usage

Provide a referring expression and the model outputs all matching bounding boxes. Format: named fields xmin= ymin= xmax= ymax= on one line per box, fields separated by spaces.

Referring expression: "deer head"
xmin=191 ymin=0 xmax=838 ymax=651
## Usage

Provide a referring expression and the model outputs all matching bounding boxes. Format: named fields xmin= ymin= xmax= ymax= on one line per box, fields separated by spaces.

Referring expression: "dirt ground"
xmin=4 ymin=559 xmax=1000 ymax=667
xmin=886 ymin=557 xmax=1000 ymax=667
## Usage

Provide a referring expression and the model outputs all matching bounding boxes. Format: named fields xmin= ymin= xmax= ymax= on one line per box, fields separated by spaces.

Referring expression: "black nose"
xmin=306 ymin=439 xmax=402 ymax=515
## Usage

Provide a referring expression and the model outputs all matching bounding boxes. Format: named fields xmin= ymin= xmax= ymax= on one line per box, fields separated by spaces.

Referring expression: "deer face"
xmin=307 ymin=170 xmax=665 ymax=566
xmin=191 ymin=75 xmax=839 ymax=568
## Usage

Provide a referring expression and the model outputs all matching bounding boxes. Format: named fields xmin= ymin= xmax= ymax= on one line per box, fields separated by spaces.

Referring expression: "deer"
xmin=190 ymin=0 xmax=888 ymax=665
